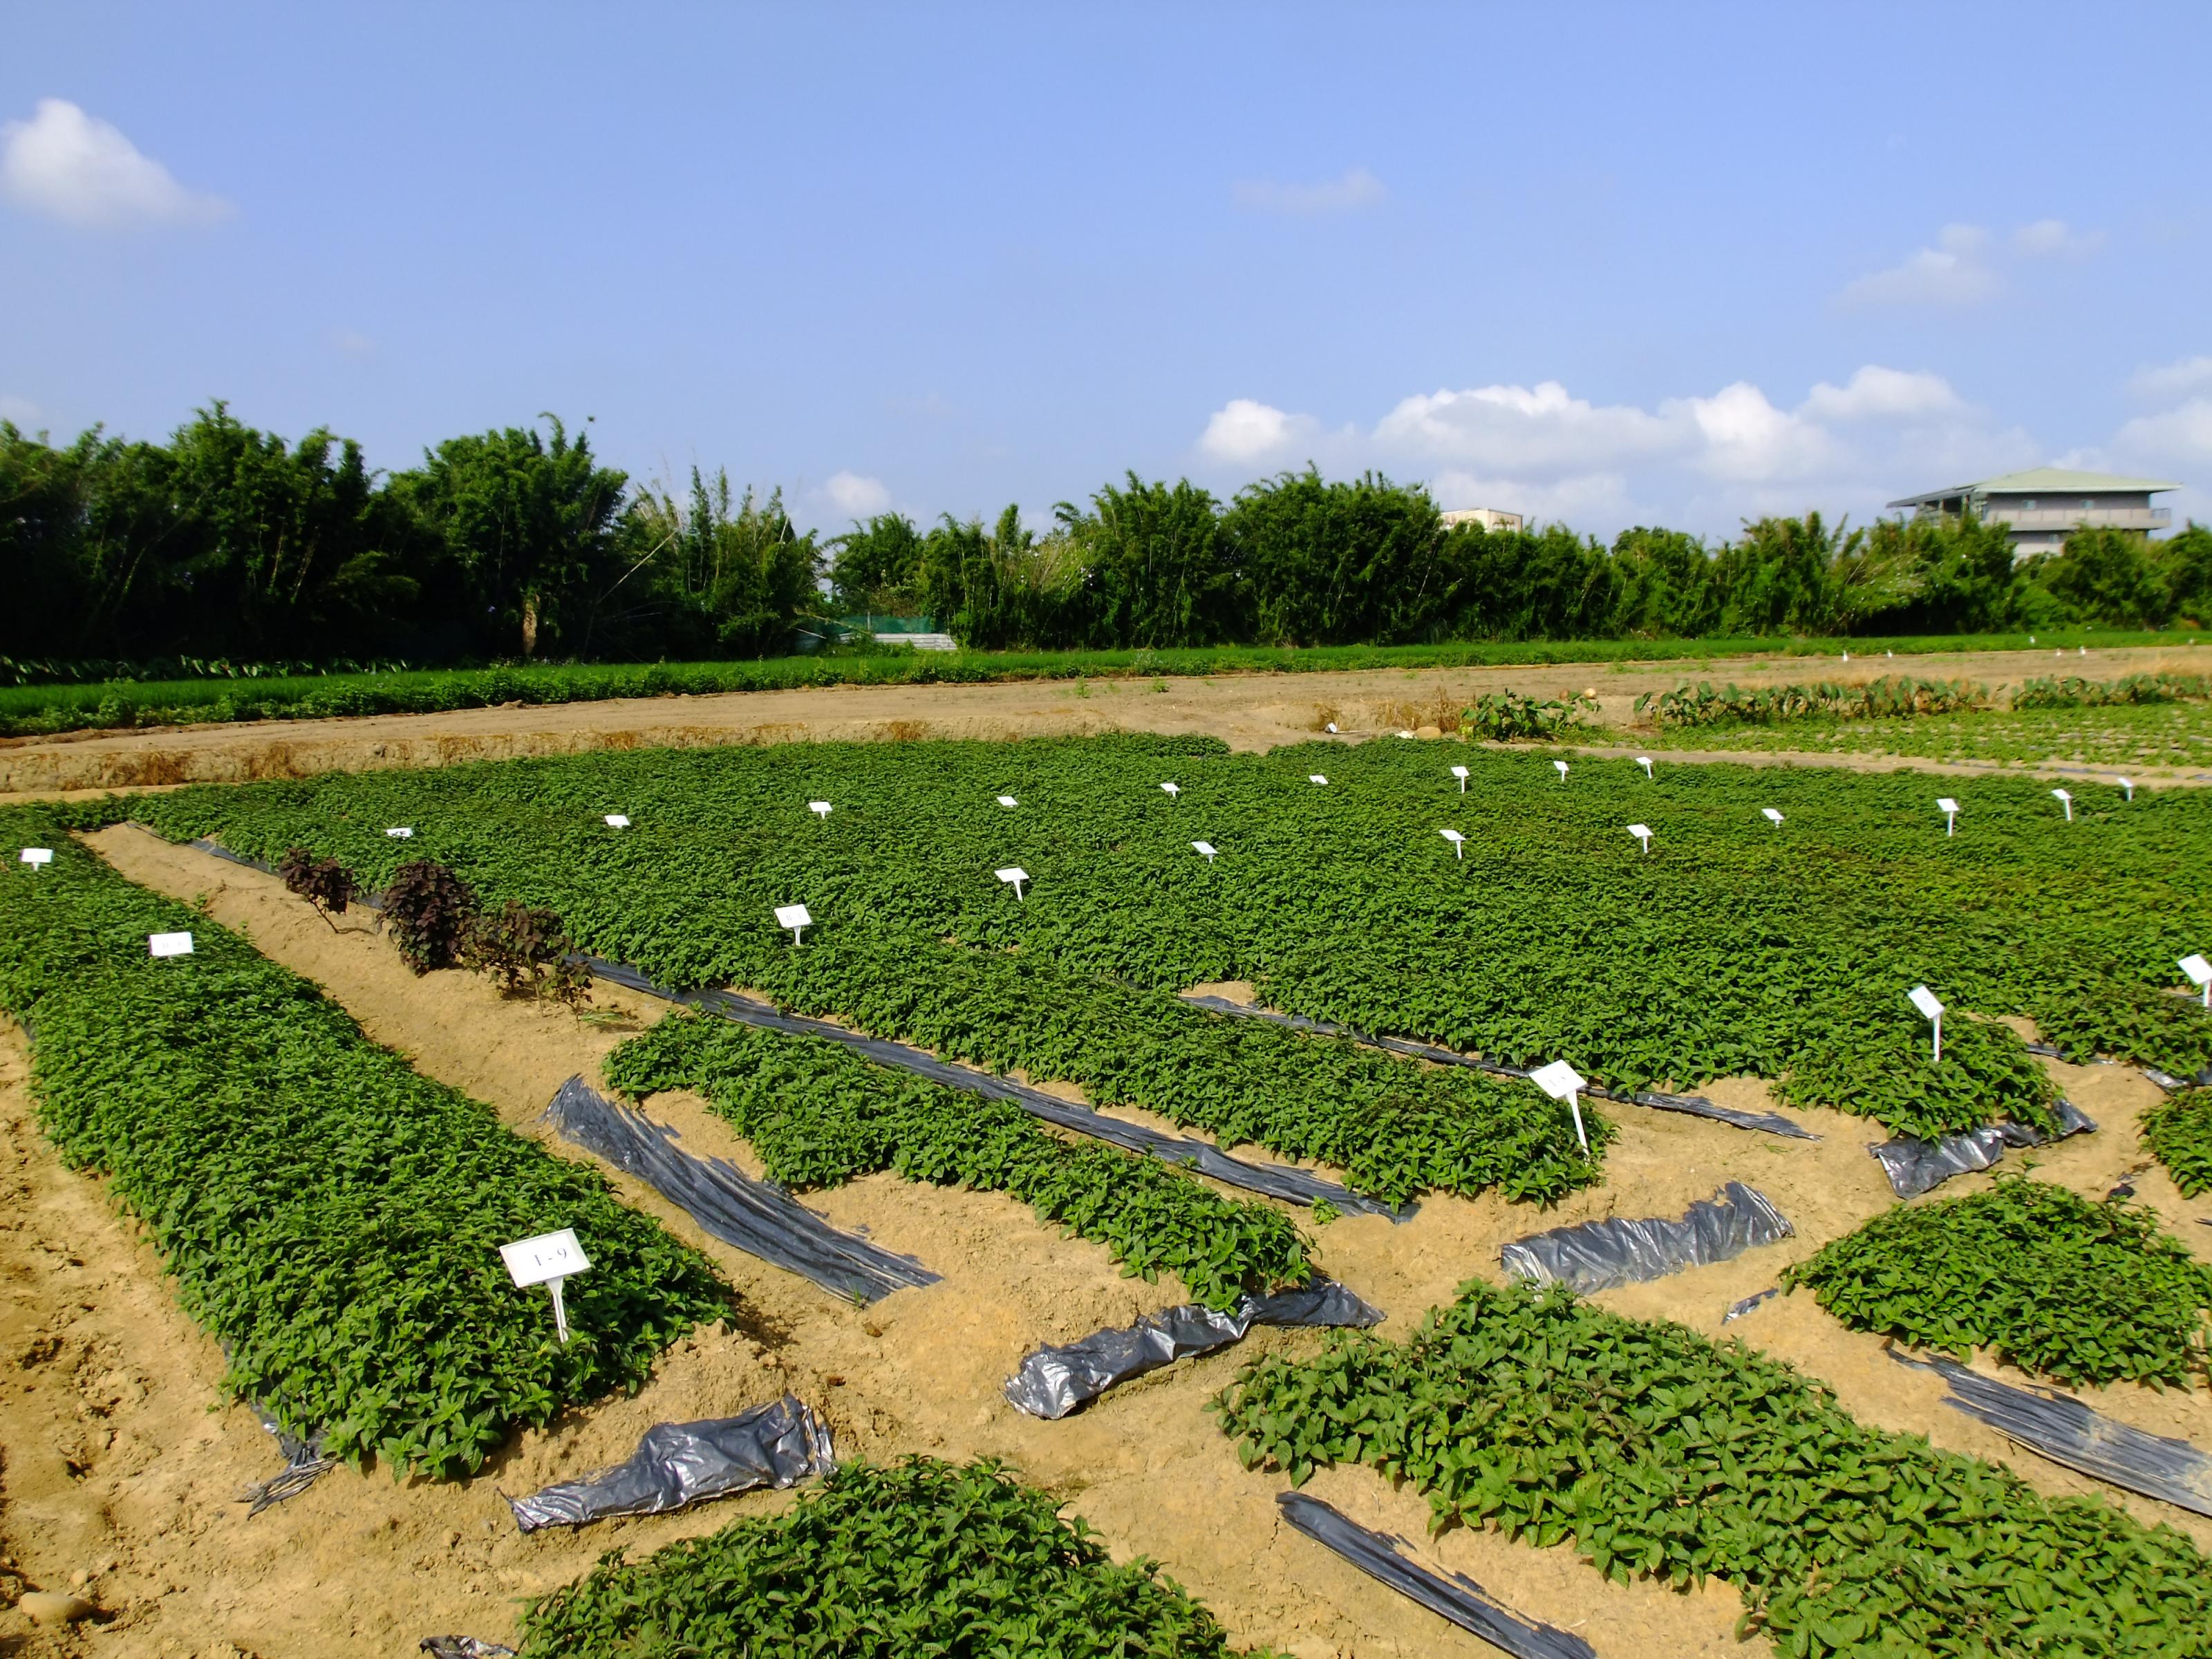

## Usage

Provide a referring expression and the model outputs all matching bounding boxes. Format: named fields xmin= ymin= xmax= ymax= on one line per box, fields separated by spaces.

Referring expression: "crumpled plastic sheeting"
xmin=585 ymin=958 xmax=1409 ymax=1221
xmin=543 ymin=1076 xmax=937 ymax=1304
xmin=1275 ymin=1493 xmax=1596 ymax=1659
xmin=1868 ymin=1098 xmax=2097 ymax=1199
xmin=507 ymin=1394 xmax=833 ymax=1532
xmin=1501 ymin=1182 xmax=1794 ymax=1294
xmin=419 ymin=1640 xmax=516 ymax=1659
xmin=1179 ymin=993 xmax=1817 ymax=1140
xmin=238 ymin=1398 xmax=337 ymax=1515
xmin=1890 ymin=1350 xmax=2212 ymax=1518
xmin=1004 ymin=1281 xmax=1384 ymax=1419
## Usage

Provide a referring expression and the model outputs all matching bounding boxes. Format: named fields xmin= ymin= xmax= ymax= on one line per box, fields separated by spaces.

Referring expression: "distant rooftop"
xmin=1888 ymin=468 xmax=2181 ymax=509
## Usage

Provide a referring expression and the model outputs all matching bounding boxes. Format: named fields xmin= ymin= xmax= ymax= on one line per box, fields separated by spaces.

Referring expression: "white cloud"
xmin=2111 ymin=402 xmax=2212 ymax=465
xmin=2012 ymin=218 xmax=2103 ymax=259
xmin=1193 ymin=365 xmax=2036 ymax=537
xmin=2130 ymin=355 xmax=2212 ymax=402
xmin=1198 ymin=397 xmax=1322 ymax=464
xmin=821 ymin=470 xmax=893 ymax=519
xmin=0 ymin=393 xmax=39 ymax=426
xmin=1232 ymin=166 xmax=1386 ymax=214
xmin=1839 ymin=223 xmax=1998 ymax=309
xmin=0 ymin=99 xmax=233 ymax=228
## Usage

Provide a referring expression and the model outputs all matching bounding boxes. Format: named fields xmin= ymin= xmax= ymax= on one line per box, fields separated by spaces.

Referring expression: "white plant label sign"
xmin=774 ymin=903 xmax=812 ymax=944
xmin=148 ymin=931 xmax=194 ymax=957
xmin=2181 ymin=953 xmax=2212 ymax=1006
xmin=995 ymin=866 xmax=1029 ymax=900
xmin=2116 ymin=778 xmax=2135 ymax=802
xmin=1936 ymin=797 xmax=1960 ymax=837
xmin=1761 ymin=807 xmax=1784 ymax=826
xmin=1324 ymin=722 xmax=1338 ymax=733
xmin=1553 ymin=760 xmax=1569 ymax=780
xmin=1627 ymin=823 xmax=1652 ymax=854
xmin=1635 ymin=756 xmax=1653 ymax=778
xmin=19 ymin=847 xmax=53 ymax=868
xmin=2050 ymin=788 xmax=2073 ymax=823
xmin=996 ymin=795 xmax=1018 ymax=809
xmin=1450 ymin=765 xmax=1470 ymax=793
xmin=809 ymin=800 xmax=832 ymax=818
xmin=1908 ymin=984 xmax=1945 ymax=1062
xmin=1439 ymin=829 xmax=1465 ymax=859
xmin=1309 ymin=774 xmax=1328 ymax=785
xmin=385 ymin=827 xmax=414 ymax=839
xmin=1528 ymin=1059 xmax=1590 ymax=1154
xmin=1191 ymin=840 xmax=1217 ymax=863
xmin=1160 ymin=782 xmax=1180 ymax=798
xmin=500 ymin=1228 xmax=592 ymax=1344
xmin=604 ymin=814 xmax=630 ymax=828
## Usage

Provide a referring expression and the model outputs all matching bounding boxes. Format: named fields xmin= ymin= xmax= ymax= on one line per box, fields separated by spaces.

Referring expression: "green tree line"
xmin=7 ymin=407 xmax=2209 ymax=667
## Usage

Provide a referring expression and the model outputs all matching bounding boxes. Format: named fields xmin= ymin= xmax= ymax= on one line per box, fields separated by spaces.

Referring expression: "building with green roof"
xmin=1887 ymin=468 xmax=2179 ymax=559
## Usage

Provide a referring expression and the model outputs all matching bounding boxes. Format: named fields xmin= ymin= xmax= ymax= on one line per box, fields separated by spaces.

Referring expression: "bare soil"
xmin=4 ymin=644 xmax=2206 ymax=799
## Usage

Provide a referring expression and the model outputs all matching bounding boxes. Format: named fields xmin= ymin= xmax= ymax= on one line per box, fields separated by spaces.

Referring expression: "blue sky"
xmin=6 ymin=2 xmax=2210 ymax=540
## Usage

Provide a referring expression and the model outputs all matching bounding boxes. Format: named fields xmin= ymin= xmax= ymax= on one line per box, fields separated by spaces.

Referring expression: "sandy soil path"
xmin=3 ymin=644 xmax=2202 ymax=798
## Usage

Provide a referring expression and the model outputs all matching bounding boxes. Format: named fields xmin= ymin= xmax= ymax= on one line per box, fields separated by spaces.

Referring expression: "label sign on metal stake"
xmin=808 ymin=800 xmax=832 ymax=819
xmin=1528 ymin=1059 xmax=1590 ymax=1155
xmin=1191 ymin=840 xmax=1217 ymax=864
xmin=2180 ymin=953 xmax=2212 ymax=1009
xmin=604 ymin=814 xmax=630 ymax=829
xmin=2116 ymin=778 xmax=2135 ymax=803
xmin=2051 ymin=787 xmax=2073 ymax=823
xmin=1627 ymin=823 xmax=1652 ymax=855
xmin=500 ymin=1228 xmax=592 ymax=1345
xmin=1761 ymin=807 xmax=1784 ymax=826
xmin=996 ymin=795 xmax=1018 ymax=809
xmin=1160 ymin=782 xmax=1180 ymax=800
xmin=1635 ymin=756 xmax=1653 ymax=779
xmin=773 ymin=903 xmax=812 ymax=946
xmin=385 ymin=827 xmax=414 ymax=839
xmin=1907 ymin=984 xmax=1944 ymax=1063
xmin=1450 ymin=765 xmax=1470 ymax=793
xmin=1439 ymin=829 xmax=1465 ymax=860
xmin=1937 ymin=797 xmax=1960 ymax=838
xmin=1309 ymin=774 xmax=1328 ymax=786
xmin=995 ymin=866 xmax=1029 ymax=901
xmin=19 ymin=847 xmax=53 ymax=869
xmin=149 ymin=931 xmax=194 ymax=957
xmin=1553 ymin=760 xmax=1569 ymax=782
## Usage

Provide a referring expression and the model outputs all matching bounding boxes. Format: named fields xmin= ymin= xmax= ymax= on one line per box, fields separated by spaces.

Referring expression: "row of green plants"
xmin=113 ymin=731 xmax=2212 ymax=1143
xmin=1636 ymin=674 xmax=1988 ymax=728
xmin=1782 ymin=1177 xmax=2212 ymax=1387
xmin=602 ymin=1012 xmax=1313 ymax=1311
xmin=0 ymin=813 xmax=728 ymax=1475
xmin=1210 ymin=1280 xmax=2212 ymax=1659
xmin=516 ymin=1456 xmax=1262 ymax=1658
xmin=2143 ymin=1089 xmax=2212 ymax=1198
xmin=2014 ymin=671 xmax=2212 ymax=709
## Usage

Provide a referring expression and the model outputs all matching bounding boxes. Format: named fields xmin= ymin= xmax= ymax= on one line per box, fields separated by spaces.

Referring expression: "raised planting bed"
xmin=2144 ymin=1088 xmax=2212 ymax=1198
xmin=1210 ymin=1278 xmax=2212 ymax=1659
xmin=0 ymin=811 xmax=729 ymax=1475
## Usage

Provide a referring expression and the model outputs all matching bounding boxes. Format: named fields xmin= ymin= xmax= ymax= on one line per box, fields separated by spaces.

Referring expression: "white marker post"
xmin=1627 ymin=823 xmax=1653 ymax=856
xmin=1160 ymin=782 xmax=1180 ymax=801
xmin=1635 ymin=756 xmax=1653 ymax=780
xmin=2179 ymin=953 xmax=2212 ymax=1009
xmin=148 ymin=931 xmax=194 ymax=957
xmin=995 ymin=866 xmax=1029 ymax=902
xmin=1528 ymin=1058 xmax=1591 ymax=1155
xmin=1761 ymin=807 xmax=1784 ymax=827
xmin=1553 ymin=759 xmax=1569 ymax=782
xmin=2052 ymin=787 xmax=2074 ymax=823
xmin=1908 ymin=984 xmax=1944 ymax=1064
xmin=2117 ymin=778 xmax=2135 ymax=803
xmin=385 ymin=827 xmax=414 ymax=839
xmin=1309 ymin=774 xmax=1328 ymax=786
xmin=1937 ymin=796 xmax=1960 ymax=838
xmin=1450 ymin=765 xmax=1470 ymax=793
xmin=774 ymin=903 xmax=812 ymax=946
xmin=1439 ymin=829 xmax=1465 ymax=860
xmin=500 ymin=1228 xmax=592 ymax=1345
xmin=809 ymin=800 xmax=832 ymax=819
xmin=1191 ymin=840 xmax=1217 ymax=865
xmin=1841 ymin=650 xmax=1850 ymax=662
xmin=996 ymin=795 xmax=1018 ymax=809
xmin=604 ymin=814 xmax=630 ymax=829
xmin=18 ymin=848 xmax=53 ymax=872
xmin=1324 ymin=722 xmax=1338 ymax=734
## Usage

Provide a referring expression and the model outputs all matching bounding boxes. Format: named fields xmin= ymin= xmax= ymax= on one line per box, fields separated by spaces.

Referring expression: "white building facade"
xmin=1886 ymin=467 xmax=2177 ymax=559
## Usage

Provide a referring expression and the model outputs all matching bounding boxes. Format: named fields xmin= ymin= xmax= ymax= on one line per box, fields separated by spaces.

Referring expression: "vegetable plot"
xmin=118 ymin=731 xmax=2212 ymax=1142
xmin=516 ymin=1456 xmax=1259 ymax=1658
xmin=1211 ymin=1280 xmax=2212 ymax=1659
xmin=1783 ymin=1177 xmax=2212 ymax=1387
xmin=603 ymin=1012 xmax=1313 ymax=1311
xmin=0 ymin=812 xmax=727 ymax=1475
xmin=2144 ymin=1089 xmax=2212 ymax=1198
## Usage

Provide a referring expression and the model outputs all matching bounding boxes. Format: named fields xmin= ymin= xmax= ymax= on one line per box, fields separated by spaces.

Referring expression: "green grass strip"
xmin=0 ymin=812 xmax=728 ymax=1476
xmin=2144 ymin=1089 xmax=2212 ymax=1198
xmin=1782 ymin=1177 xmax=2212 ymax=1387
xmin=516 ymin=1456 xmax=1263 ymax=1658
xmin=1210 ymin=1278 xmax=2212 ymax=1659
xmin=603 ymin=1012 xmax=1312 ymax=1311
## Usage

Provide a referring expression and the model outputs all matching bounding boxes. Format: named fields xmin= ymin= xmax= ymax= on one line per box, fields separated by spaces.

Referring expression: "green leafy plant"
xmin=604 ymin=1012 xmax=1311 ymax=1310
xmin=2143 ymin=1088 xmax=2212 ymax=1197
xmin=1458 ymin=688 xmax=1593 ymax=740
xmin=2013 ymin=671 xmax=2212 ymax=710
xmin=1783 ymin=1176 xmax=2212 ymax=1386
xmin=516 ymin=1457 xmax=1262 ymax=1658
xmin=1210 ymin=1278 xmax=2212 ymax=1659
xmin=1636 ymin=674 xmax=1987 ymax=728
xmin=462 ymin=898 xmax=593 ymax=1005
xmin=382 ymin=856 xmax=476 ymax=973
